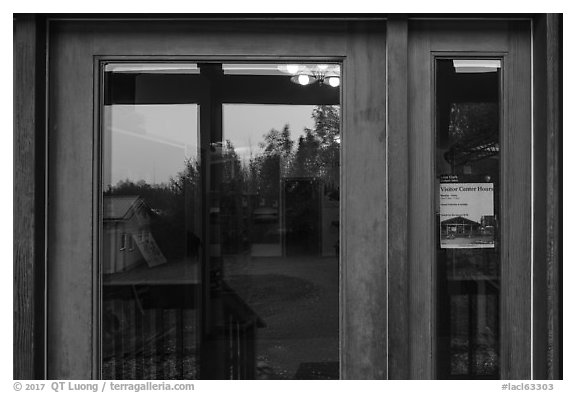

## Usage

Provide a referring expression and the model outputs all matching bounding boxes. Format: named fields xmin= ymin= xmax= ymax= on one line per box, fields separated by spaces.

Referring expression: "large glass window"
xmin=101 ymin=62 xmax=341 ymax=379
xmin=435 ymin=59 xmax=501 ymax=379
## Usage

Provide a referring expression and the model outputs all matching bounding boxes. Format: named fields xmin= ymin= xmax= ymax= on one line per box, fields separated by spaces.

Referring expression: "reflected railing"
xmin=101 ymin=63 xmax=341 ymax=379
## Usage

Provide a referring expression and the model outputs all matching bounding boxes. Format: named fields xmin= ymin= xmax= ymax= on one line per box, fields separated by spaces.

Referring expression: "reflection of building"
xmin=222 ymin=178 xmax=339 ymax=258
xmin=283 ymin=178 xmax=339 ymax=257
xmin=440 ymin=216 xmax=480 ymax=237
xmin=103 ymin=195 xmax=163 ymax=273
xmin=250 ymin=205 xmax=281 ymax=257
xmin=282 ymin=178 xmax=321 ymax=256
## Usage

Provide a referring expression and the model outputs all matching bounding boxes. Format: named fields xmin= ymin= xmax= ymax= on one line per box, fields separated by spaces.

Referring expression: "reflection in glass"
xmin=435 ymin=59 xmax=501 ymax=379
xmin=218 ymin=104 xmax=340 ymax=379
xmin=101 ymin=63 xmax=340 ymax=379
xmin=102 ymin=89 xmax=201 ymax=379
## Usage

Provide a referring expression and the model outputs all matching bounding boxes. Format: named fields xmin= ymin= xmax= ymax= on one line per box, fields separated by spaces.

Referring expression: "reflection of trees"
xmin=291 ymin=105 xmax=340 ymax=193
xmin=241 ymin=105 xmax=340 ymax=204
xmin=445 ymin=103 xmax=499 ymax=168
xmin=251 ymin=125 xmax=293 ymax=206
xmin=105 ymin=159 xmax=200 ymax=259
xmin=106 ymin=105 xmax=341 ymax=255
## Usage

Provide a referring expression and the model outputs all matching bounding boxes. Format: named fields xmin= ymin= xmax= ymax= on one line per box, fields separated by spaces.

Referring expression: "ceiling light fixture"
xmin=278 ymin=64 xmax=341 ymax=87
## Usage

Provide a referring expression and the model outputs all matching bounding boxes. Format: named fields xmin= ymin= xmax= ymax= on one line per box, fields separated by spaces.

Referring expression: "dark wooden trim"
xmin=386 ymin=15 xmax=410 ymax=380
xmin=533 ymin=13 xmax=562 ymax=380
xmin=31 ymin=13 xmax=539 ymax=22
xmin=500 ymin=20 xmax=532 ymax=380
xmin=93 ymin=57 xmax=107 ymax=380
xmin=40 ymin=14 xmax=387 ymax=22
xmin=13 ymin=14 xmax=47 ymax=380
xmin=198 ymin=63 xmax=226 ymax=379
xmin=546 ymin=14 xmax=562 ymax=380
xmin=533 ymin=14 xmax=548 ymax=380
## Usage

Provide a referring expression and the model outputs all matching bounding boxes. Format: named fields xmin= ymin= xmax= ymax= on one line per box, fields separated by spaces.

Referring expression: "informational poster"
xmin=439 ymin=175 xmax=495 ymax=249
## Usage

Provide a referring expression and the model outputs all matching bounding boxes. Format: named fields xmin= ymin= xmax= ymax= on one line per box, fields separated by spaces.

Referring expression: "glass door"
xmin=46 ymin=19 xmax=387 ymax=379
xmin=101 ymin=62 xmax=341 ymax=379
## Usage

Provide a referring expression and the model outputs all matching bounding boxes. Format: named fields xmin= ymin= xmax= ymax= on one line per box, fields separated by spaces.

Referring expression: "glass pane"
xmin=219 ymin=103 xmax=340 ymax=379
xmin=435 ymin=59 xmax=501 ymax=379
xmin=102 ymin=63 xmax=202 ymax=379
xmin=101 ymin=62 xmax=340 ymax=379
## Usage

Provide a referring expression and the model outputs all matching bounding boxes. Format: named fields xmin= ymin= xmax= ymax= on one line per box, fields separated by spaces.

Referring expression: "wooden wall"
xmin=14 ymin=14 xmax=46 ymax=380
xmin=533 ymin=13 xmax=562 ymax=380
xmin=13 ymin=14 xmax=562 ymax=380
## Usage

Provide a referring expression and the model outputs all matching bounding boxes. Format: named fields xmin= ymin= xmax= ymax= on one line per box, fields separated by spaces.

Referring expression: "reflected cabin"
xmin=103 ymin=195 xmax=166 ymax=273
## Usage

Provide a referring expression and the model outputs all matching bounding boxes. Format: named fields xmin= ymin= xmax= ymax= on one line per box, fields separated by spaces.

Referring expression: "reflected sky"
xmin=104 ymin=104 xmax=315 ymax=186
xmin=102 ymin=63 xmax=341 ymax=379
xmin=223 ymin=104 xmax=314 ymax=163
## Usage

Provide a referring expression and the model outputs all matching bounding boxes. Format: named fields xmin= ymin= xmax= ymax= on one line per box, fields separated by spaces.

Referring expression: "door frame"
xmin=385 ymin=16 xmax=561 ymax=380
xmin=31 ymin=17 xmax=388 ymax=379
xmin=390 ymin=19 xmax=532 ymax=379
xmin=13 ymin=14 xmax=561 ymax=380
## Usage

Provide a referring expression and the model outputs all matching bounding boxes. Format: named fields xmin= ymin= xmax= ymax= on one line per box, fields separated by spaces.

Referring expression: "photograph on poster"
xmin=439 ymin=175 xmax=495 ymax=249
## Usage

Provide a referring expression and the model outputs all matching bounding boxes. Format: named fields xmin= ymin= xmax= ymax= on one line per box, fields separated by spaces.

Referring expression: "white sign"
xmin=439 ymin=177 xmax=495 ymax=249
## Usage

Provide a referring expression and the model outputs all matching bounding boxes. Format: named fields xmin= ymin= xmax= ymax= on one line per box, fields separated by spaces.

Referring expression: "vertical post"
xmin=500 ymin=20 xmax=532 ymax=380
xmin=199 ymin=63 xmax=227 ymax=379
xmin=14 ymin=14 xmax=46 ymax=380
xmin=407 ymin=20 xmax=435 ymax=379
xmin=342 ymin=20 xmax=388 ymax=379
xmin=533 ymin=13 xmax=562 ymax=380
xmin=386 ymin=15 xmax=410 ymax=379
xmin=544 ymin=14 xmax=562 ymax=380
xmin=114 ymin=299 xmax=123 ymax=379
